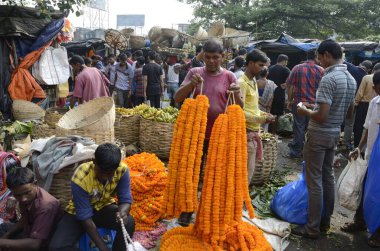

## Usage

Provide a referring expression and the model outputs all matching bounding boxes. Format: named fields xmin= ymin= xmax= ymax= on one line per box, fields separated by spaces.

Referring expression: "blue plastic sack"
xmin=364 ymin=127 xmax=380 ymax=234
xmin=271 ymin=162 xmax=309 ymax=225
xmin=79 ymin=228 xmax=116 ymax=251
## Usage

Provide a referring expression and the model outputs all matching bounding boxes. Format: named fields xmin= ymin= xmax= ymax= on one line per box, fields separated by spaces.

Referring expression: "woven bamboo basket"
xmin=139 ymin=118 xmax=174 ymax=160
xmin=114 ymin=114 xmax=140 ymax=146
xmin=49 ymin=160 xmax=91 ymax=209
xmin=129 ymin=35 xmax=146 ymax=49
xmin=57 ymin=97 xmax=115 ymax=131
xmin=55 ymin=128 xmax=115 ymax=145
xmin=45 ymin=107 xmax=68 ymax=128
xmin=251 ymin=134 xmax=278 ymax=186
xmin=161 ymin=28 xmax=179 ymax=38
xmin=148 ymin=26 xmax=162 ymax=42
xmin=12 ymin=100 xmax=45 ymax=121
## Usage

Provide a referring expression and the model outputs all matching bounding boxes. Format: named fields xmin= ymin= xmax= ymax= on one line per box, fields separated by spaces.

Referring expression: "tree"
xmin=179 ymin=0 xmax=380 ymax=40
xmin=0 ymin=0 xmax=89 ymax=16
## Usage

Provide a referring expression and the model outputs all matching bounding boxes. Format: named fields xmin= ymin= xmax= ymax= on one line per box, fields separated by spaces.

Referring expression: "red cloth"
xmin=253 ymin=132 xmax=263 ymax=162
xmin=8 ymin=44 xmax=49 ymax=101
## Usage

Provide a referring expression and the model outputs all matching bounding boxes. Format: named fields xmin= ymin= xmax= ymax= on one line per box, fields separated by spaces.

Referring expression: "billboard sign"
xmin=117 ymin=15 xmax=145 ymax=27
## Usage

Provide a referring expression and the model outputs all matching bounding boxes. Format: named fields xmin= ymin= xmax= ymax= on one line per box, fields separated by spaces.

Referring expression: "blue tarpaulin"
xmin=15 ymin=18 xmax=65 ymax=58
xmin=288 ymin=42 xmax=318 ymax=52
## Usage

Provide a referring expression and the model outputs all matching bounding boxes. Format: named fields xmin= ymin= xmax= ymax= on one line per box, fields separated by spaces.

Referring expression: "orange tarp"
xmin=7 ymin=43 xmax=50 ymax=101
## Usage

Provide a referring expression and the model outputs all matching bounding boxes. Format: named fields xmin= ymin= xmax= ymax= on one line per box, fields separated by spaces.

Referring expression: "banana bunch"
xmin=116 ymin=104 xmax=179 ymax=123
xmin=260 ymin=132 xmax=275 ymax=141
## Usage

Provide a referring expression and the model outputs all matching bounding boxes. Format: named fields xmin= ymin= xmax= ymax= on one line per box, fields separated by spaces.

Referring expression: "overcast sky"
xmin=69 ymin=0 xmax=194 ymax=34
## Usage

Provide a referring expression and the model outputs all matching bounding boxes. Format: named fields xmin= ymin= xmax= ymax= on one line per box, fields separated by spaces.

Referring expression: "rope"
xmin=225 ymin=92 xmax=232 ymax=113
xmin=118 ymin=215 xmax=136 ymax=251
xmin=191 ymin=80 xmax=204 ymax=97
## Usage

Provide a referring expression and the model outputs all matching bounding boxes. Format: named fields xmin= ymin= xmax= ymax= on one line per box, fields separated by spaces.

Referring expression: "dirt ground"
xmin=276 ymin=137 xmax=374 ymax=251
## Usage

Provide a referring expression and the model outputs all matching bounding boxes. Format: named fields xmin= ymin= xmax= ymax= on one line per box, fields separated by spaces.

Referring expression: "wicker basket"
xmin=57 ymin=97 xmax=115 ymax=131
xmin=161 ymin=28 xmax=179 ymax=38
xmin=114 ymin=114 xmax=140 ymax=146
xmin=45 ymin=107 xmax=68 ymax=128
xmin=129 ymin=35 xmax=146 ymax=49
xmin=148 ymin=26 xmax=162 ymax=42
xmin=49 ymin=160 xmax=91 ymax=209
xmin=12 ymin=100 xmax=45 ymax=121
xmin=105 ymin=29 xmax=127 ymax=51
xmin=139 ymin=118 xmax=174 ymax=160
xmin=251 ymin=135 xmax=278 ymax=186
xmin=55 ymin=128 xmax=115 ymax=145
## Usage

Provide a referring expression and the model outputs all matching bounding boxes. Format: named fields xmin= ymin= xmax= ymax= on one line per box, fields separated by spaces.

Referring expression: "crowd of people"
xmin=66 ymin=49 xmax=194 ymax=110
xmin=0 ymin=37 xmax=379 ymax=250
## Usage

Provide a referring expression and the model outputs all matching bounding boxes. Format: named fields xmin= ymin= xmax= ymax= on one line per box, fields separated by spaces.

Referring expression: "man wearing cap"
xmin=69 ymin=55 xmax=110 ymax=108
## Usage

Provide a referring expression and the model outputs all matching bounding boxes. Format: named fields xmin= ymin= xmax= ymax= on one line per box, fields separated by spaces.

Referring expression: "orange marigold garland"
xmin=165 ymin=99 xmax=190 ymax=216
xmin=122 ymin=153 xmax=167 ymax=231
xmin=192 ymin=95 xmax=209 ymax=207
xmin=160 ymin=103 xmax=270 ymax=251
xmin=163 ymin=95 xmax=209 ymax=217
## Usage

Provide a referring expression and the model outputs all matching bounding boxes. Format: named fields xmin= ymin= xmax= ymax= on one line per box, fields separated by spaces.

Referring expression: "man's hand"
xmin=128 ymin=91 xmax=132 ymax=98
xmin=349 ymin=148 xmax=360 ymax=160
xmin=287 ymin=101 xmax=293 ymax=111
xmin=303 ymin=102 xmax=315 ymax=109
xmin=265 ymin=114 xmax=276 ymax=124
xmin=190 ymin=74 xmax=203 ymax=89
xmin=297 ymin=106 xmax=311 ymax=117
xmin=117 ymin=203 xmax=131 ymax=225
xmin=227 ymin=83 xmax=240 ymax=94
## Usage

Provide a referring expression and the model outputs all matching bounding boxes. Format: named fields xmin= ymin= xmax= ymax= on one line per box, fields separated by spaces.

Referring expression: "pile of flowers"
xmin=122 ymin=152 xmax=167 ymax=231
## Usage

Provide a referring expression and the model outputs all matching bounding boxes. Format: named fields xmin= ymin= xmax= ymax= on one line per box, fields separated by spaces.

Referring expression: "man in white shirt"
xmin=233 ymin=57 xmax=245 ymax=79
xmin=341 ymin=72 xmax=380 ymax=248
xmin=165 ymin=58 xmax=181 ymax=107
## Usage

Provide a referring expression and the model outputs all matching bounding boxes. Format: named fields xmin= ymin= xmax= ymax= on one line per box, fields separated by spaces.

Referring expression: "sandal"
xmin=178 ymin=212 xmax=192 ymax=227
xmin=368 ymin=235 xmax=380 ymax=248
xmin=341 ymin=221 xmax=367 ymax=233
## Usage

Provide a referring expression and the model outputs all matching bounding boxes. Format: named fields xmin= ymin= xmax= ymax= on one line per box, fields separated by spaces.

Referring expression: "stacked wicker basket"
xmin=114 ymin=112 xmax=174 ymax=160
xmin=250 ymin=133 xmax=278 ymax=186
xmin=114 ymin=114 xmax=140 ymax=146
xmin=138 ymin=118 xmax=174 ymax=160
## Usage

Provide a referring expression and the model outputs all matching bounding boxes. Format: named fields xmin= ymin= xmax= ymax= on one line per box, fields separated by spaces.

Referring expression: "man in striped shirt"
xmin=293 ymin=40 xmax=356 ymax=239
xmin=286 ymin=49 xmax=324 ymax=158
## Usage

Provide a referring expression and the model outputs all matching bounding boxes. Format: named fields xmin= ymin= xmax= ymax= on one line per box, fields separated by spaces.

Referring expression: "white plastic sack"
xmin=337 ymin=157 xmax=368 ymax=211
xmin=161 ymin=101 xmax=170 ymax=109
xmin=242 ymin=211 xmax=291 ymax=251
xmin=127 ymin=242 xmax=147 ymax=251
xmin=32 ymin=46 xmax=70 ymax=85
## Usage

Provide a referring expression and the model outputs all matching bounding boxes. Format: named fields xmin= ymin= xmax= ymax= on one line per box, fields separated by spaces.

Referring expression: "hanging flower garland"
xmin=160 ymin=103 xmax=271 ymax=251
xmin=162 ymin=94 xmax=209 ymax=217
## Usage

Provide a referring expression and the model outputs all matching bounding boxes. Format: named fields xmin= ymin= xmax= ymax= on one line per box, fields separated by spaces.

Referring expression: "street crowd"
xmin=0 ymin=37 xmax=379 ymax=250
